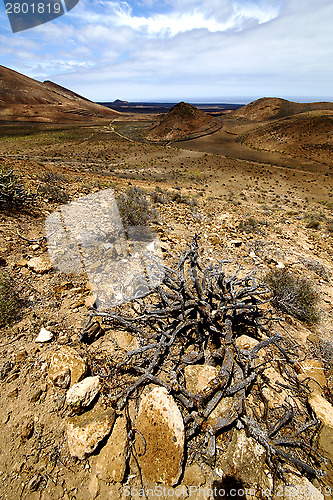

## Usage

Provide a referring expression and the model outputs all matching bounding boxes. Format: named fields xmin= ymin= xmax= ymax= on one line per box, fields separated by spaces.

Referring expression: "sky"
xmin=1 ymin=0 xmax=333 ymax=103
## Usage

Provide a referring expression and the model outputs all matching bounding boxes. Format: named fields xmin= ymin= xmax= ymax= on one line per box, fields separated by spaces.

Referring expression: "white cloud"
xmin=1 ymin=0 xmax=333 ymax=101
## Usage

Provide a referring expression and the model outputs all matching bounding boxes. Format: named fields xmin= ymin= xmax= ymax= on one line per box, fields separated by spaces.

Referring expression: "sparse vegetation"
xmin=305 ymin=215 xmax=321 ymax=229
xmin=0 ymin=272 xmax=21 ymax=326
xmin=0 ymin=166 xmax=35 ymax=210
xmin=326 ymin=219 xmax=333 ymax=233
xmin=116 ymin=186 xmax=157 ymax=226
xmin=150 ymin=188 xmax=169 ymax=205
xmin=171 ymin=191 xmax=198 ymax=206
xmin=301 ymin=259 xmax=330 ymax=281
xmin=38 ymin=183 xmax=69 ymax=203
xmin=238 ymin=216 xmax=267 ymax=233
xmin=265 ymin=268 xmax=319 ymax=324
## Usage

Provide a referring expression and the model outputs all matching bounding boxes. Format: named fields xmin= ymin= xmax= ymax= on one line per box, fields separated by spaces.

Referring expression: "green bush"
xmin=0 ymin=273 xmax=21 ymax=326
xmin=0 ymin=167 xmax=35 ymax=210
xmin=116 ymin=186 xmax=157 ymax=226
xmin=265 ymin=268 xmax=319 ymax=324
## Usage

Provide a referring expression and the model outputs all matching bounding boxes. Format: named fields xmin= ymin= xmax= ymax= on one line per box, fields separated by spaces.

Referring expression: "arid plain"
xmin=1 ymin=65 xmax=333 ymax=499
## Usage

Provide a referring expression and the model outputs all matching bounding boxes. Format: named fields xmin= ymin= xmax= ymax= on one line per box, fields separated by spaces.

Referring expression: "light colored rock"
xmin=226 ymin=429 xmax=266 ymax=485
xmin=35 ymin=327 xmax=53 ymax=343
xmin=135 ymin=386 xmax=185 ymax=486
xmin=184 ymin=365 xmax=218 ymax=393
xmin=182 ymin=464 xmax=206 ymax=486
xmin=184 ymin=365 xmax=238 ymax=429
xmin=95 ymin=414 xmax=128 ymax=483
xmin=48 ymin=346 xmax=87 ymax=388
xmin=308 ymin=393 xmax=333 ymax=427
xmin=273 ymin=474 xmax=324 ymax=500
xmin=107 ymin=483 xmax=123 ymax=500
xmin=27 ymin=254 xmax=52 ymax=273
xmin=88 ymin=474 xmax=100 ymax=499
xmin=276 ymin=262 xmax=285 ymax=269
xmin=16 ymin=258 xmax=28 ymax=267
xmin=110 ymin=330 xmax=139 ymax=350
xmin=85 ymin=294 xmax=97 ymax=309
xmin=66 ymin=376 xmax=100 ymax=410
xmin=296 ymin=360 xmax=326 ymax=393
xmin=66 ymin=406 xmax=115 ymax=460
xmin=235 ymin=335 xmax=259 ymax=351
xmin=308 ymin=393 xmax=333 ymax=486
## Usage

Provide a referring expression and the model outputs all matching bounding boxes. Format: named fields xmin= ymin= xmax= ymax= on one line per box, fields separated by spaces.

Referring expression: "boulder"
xmin=48 ymin=346 xmax=87 ymax=388
xmin=296 ymin=360 xmax=326 ymax=393
xmin=95 ymin=414 xmax=128 ymax=483
xmin=225 ymin=429 xmax=266 ymax=486
xmin=66 ymin=406 xmax=115 ymax=460
xmin=184 ymin=365 xmax=217 ymax=394
xmin=308 ymin=393 xmax=333 ymax=427
xmin=66 ymin=376 xmax=100 ymax=411
xmin=184 ymin=365 xmax=238 ymax=429
xmin=235 ymin=335 xmax=259 ymax=351
xmin=27 ymin=254 xmax=52 ymax=273
xmin=308 ymin=393 xmax=333 ymax=487
xmin=135 ymin=387 xmax=185 ymax=486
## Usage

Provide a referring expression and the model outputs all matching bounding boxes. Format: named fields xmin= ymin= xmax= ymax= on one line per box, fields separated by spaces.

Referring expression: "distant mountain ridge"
xmin=0 ymin=65 xmax=119 ymax=122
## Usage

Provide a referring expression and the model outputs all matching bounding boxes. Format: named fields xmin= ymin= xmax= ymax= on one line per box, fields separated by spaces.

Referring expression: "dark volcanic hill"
xmin=145 ymin=101 xmax=221 ymax=142
xmin=232 ymin=97 xmax=333 ymax=121
xmin=0 ymin=65 xmax=119 ymax=122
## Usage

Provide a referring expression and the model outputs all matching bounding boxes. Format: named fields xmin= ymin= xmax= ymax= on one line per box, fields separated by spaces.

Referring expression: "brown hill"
xmin=232 ymin=97 xmax=333 ymax=121
xmin=145 ymin=101 xmax=221 ymax=142
xmin=240 ymin=110 xmax=333 ymax=166
xmin=0 ymin=65 xmax=119 ymax=122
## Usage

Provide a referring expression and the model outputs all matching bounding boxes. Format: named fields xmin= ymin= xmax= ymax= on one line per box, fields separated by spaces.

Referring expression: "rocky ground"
xmin=1 ymin=122 xmax=333 ymax=500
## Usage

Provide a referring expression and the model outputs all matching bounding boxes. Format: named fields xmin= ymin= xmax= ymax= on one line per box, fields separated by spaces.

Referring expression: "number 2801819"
xmin=5 ymin=3 xmax=62 ymax=14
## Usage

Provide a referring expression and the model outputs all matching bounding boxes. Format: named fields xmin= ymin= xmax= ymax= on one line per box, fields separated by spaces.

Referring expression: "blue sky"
xmin=1 ymin=0 xmax=333 ymax=102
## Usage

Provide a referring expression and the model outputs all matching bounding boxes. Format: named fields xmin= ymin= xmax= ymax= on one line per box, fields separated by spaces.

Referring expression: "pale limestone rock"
xmin=235 ymin=335 xmax=259 ymax=351
xmin=184 ymin=365 xmax=237 ymax=429
xmin=16 ymin=258 xmax=28 ymax=267
xmin=85 ymin=294 xmax=97 ymax=309
xmin=110 ymin=330 xmax=139 ymax=351
xmin=35 ymin=327 xmax=53 ymax=343
xmin=308 ymin=393 xmax=333 ymax=427
xmin=95 ymin=414 xmax=128 ymax=483
xmin=107 ymin=483 xmax=123 ymax=500
xmin=135 ymin=387 xmax=185 ymax=486
xmin=226 ymin=429 xmax=266 ymax=485
xmin=66 ymin=376 xmax=100 ymax=410
xmin=184 ymin=365 xmax=218 ymax=393
xmin=66 ymin=406 xmax=115 ymax=460
xmin=182 ymin=464 xmax=206 ymax=486
xmin=27 ymin=254 xmax=52 ymax=273
xmin=48 ymin=346 xmax=87 ymax=388
xmin=296 ymin=359 xmax=327 ymax=393
xmin=88 ymin=474 xmax=100 ymax=499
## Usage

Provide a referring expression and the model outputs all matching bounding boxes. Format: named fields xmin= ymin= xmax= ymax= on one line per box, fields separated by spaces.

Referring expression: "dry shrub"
xmin=0 ymin=272 xmax=21 ymax=326
xmin=265 ymin=268 xmax=319 ymax=324
xmin=0 ymin=167 xmax=35 ymax=210
xmin=117 ymin=186 xmax=157 ymax=226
